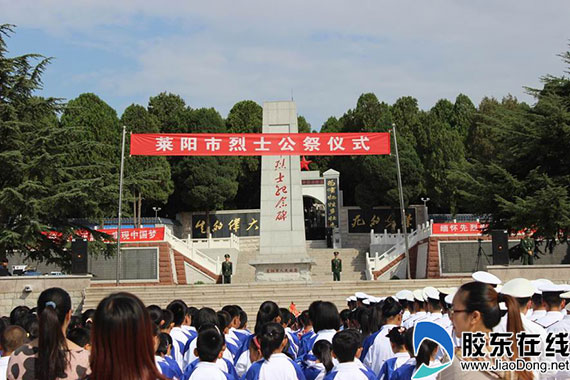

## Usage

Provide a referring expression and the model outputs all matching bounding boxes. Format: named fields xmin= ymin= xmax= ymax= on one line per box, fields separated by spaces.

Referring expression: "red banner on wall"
xmin=98 ymin=227 xmax=165 ymax=242
xmin=432 ymin=222 xmax=486 ymax=235
xmin=43 ymin=227 xmax=165 ymax=242
xmin=130 ymin=133 xmax=391 ymax=156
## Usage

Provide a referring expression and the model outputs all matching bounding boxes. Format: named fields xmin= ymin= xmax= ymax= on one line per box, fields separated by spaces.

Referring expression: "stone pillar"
xmin=250 ymin=101 xmax=313 ymax=281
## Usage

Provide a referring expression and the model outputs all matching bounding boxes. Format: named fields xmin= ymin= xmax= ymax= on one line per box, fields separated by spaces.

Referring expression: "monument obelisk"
xmin=250 ymin=101 xmax=313 ymax=281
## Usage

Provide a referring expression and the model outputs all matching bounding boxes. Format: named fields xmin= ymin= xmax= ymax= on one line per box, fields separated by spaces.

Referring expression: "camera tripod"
xmin=475 ymin=238 xmax=492 ymax=271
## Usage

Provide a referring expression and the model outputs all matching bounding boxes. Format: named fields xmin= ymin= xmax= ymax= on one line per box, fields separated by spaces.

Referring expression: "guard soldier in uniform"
xmin=520 ymin=230 xmax=535 ymax=265
xmin=331 ymin=251 xmax=342 ymax=281
xmin=221 ymin=254 xmax=233 ymax=284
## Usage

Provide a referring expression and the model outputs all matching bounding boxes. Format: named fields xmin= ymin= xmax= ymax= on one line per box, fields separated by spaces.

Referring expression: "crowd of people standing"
xmin=0 ymin=270 xmax=569 ymax=379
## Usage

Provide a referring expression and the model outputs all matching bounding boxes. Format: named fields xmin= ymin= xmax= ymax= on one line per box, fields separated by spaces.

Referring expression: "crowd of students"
xmin=0 ymin=270 xmax=569 ymax=379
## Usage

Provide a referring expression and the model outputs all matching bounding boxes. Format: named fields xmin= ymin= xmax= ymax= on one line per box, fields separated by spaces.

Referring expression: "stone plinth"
xmin=251 ymin=101 xmax=313 ymax=281
xmin=0 ymin=275 xmax=92 ymax=316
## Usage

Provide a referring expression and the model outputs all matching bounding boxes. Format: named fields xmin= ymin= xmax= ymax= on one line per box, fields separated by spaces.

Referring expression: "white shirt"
xmin=530 ymin=309 xmax=547 ymax=322
xmin=544 ymin=315 xmax=570 ymax=380
xmin=324 ymin=361 xmax=376 ymax=380
xmin=535 ymin=311 xmax=564 ymax=329
xmin=402 ymin=310 xmax=411 ymax=323
xmin=250 ymin=353 xmax=302 ymax=380
xmin=363 ymin=323 xmax=398 ymax=376
xmin=404 ymin=311 xmax=427 ymax=328
xmin=187 ymin=361 xmax=229 ymax=380
xmin=235 ymin=349 xmax=252 ymax=378
xmin=1 ymin=356 xmax=9 ymax=380
xmin=313 ymin=329 xmax=336 ymax=345
xmin=170 ymin=326 xmax=191 ymax=369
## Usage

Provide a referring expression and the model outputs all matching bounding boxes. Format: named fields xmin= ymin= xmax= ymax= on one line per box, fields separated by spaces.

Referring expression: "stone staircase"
xmin=308 ymin=248 xmax=366 ymax=281
xmin=230 ymin=238 xmax=366 ymax=283
xmin=84 ymin=278 xmax=470 ymax=323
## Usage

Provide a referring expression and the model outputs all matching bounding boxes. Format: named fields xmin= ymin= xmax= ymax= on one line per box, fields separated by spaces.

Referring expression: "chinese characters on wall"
xmin=347 ymin=208 xmax=417 ymax=233
xmin=325 ymin=178 xmax=340 ymax=228
xmin=191 ymin=212 xmax=261 ymax=238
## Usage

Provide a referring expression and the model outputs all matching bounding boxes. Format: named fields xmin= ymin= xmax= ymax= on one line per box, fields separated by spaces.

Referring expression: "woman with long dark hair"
xmin=7 ymin=287 xmax=90 ymax=380
xmin=235 ymin=301 xmax=282 ymax=377
xmin=88 ymin=292 xmax=167 ymax=380
xmin=438 ymin=281 xmax=533 ymax=380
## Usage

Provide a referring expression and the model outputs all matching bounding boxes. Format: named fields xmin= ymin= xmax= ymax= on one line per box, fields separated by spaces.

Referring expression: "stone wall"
xmin=0 ymin=276 xmax=91 ymax=317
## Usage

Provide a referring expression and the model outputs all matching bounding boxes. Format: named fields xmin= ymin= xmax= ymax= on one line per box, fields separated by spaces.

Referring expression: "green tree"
xmin=298 ymin=115 xmax=311 ymax=133
xmin=169 ymin=107 xmax=239 ymax=232
xmin=451 ymin=49 xmax=570 ymax=240
xmin=120 ymin=104 xmax=173 ymax=226
xmin=226 ymin=100 xmax=262 ymax=209
xmin=0 ymin=25 xmax=114 ymax=268
xmin=59 ymin=93 xmax=121 ymax=218
xmin=148 ymin=92 xmax=187 ymax=132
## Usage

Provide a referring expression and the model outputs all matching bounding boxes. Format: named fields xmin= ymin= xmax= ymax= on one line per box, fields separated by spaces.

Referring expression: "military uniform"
xmin=331 ymin=257 xmax=342 ymax=281
xmin=222 ymin=260 xmax=232 ymax=284
xmin=520 ymin=236 xmax=535 ymax=265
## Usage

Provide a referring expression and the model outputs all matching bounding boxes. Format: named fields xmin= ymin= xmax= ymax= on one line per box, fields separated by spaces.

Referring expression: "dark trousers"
xmin=333 ymin=272 xmax=340 ymax=281
xmin=522 ymin=253 xmax=534 ymax=265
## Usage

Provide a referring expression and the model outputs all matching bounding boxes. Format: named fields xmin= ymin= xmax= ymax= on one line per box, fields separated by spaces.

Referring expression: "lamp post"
xmin=421 ymin=197 xmax=430 ymax=224
xmin=152 ymin=206 xmax=161 ymax=219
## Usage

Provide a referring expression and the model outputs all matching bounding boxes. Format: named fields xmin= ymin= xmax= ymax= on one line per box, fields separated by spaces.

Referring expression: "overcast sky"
xmin=2 ymin=1 xmax=569 ymax=129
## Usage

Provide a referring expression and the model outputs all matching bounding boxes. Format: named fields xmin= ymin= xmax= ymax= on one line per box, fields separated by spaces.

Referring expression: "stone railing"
xmin=164 ymin=229 xmax=222 ymax=275
xmin=182 ymin=233 xmax=240 ymax=251
xmin=365 ymin=221 xmax=433 ymax=280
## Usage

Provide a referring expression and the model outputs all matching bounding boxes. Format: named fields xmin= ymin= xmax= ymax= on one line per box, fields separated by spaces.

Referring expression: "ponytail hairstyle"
xmin=403 ymin=327 xmax=415 ymax=356
xmin=36 ymin=287 xmax=72 ymax=380
xmin=313 ymin=340 xmax=334 ymax=372
xmin=90 ymin=292 xmax=167 ymax=380
xmin=381 ymin=297 xmax=403 ymax=325
xmin=258 ymin=322 xmax=285 ymax=360
xmin=255 ymin=301 xmax=280 ymax=336
xmin=415 ymin=339 xmax=438 ymax=369
xmin=458 ymin=282 xmax=532 ymax=380
xmin=387 ymin=326 xmax=406 ymax=350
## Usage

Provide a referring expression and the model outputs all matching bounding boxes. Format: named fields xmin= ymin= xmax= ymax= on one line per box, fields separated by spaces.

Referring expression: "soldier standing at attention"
xmin=520 ymin=230 xmax=535 ymax=265
xmin=331 ymin=251 xmax=342 ymax=281
xmin=222 ymin=254 xmax=233 ymax=284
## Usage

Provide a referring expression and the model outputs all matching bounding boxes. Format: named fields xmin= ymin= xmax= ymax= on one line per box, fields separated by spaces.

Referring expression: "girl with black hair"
xmin=301 ymin=301 xmax=340 ymax=357
xmin=302 ymin=340 xmax=333 ymax=380
xmin=392 ymin=327 xmax=439 ymax=380
xmin=7 ymin=287 xmax=90 ymax=380
xmin=361 ymin=296 xmax=403 ymax=376
xmin=235 ymin=301 xmax=282 ymax=378
xmin=154 ymin=328 xmax=183 ymax=380
xmin=243 ymin=323 xmax=305 ymax=380
xmin=279 ymin=308 xmax=300 ymax=358
xmin=167 ymin=299 xmax=192 ymax=370
xmin=377 ymin=327 xmax=411 ymax=380
xmin=438 ymin=281 xmax=533 ymax=380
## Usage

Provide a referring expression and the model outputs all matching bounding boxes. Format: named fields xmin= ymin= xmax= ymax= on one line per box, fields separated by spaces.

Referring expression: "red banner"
xmin=130 ymin=133 xmax=391 ymax=156
xmin=98 ymin=227 xmax=165 ymax=242
xmin=432 ymin=222 xmax=486 ymax=235
xmin=43 ymin=227 xmax=165 ymax=242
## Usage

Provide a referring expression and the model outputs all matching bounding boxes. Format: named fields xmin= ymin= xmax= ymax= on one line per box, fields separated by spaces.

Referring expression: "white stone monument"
xmin=250 ymin=101 xmax=313 ymax=281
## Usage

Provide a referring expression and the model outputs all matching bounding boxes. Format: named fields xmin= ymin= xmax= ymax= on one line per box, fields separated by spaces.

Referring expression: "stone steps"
xmin=84 ymin=278 xmax=470 ymax=318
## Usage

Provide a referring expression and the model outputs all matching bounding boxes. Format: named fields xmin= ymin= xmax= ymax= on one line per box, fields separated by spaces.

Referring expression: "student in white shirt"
xmin=168 ymin=300 xmax=193 ymax=370
xmin=1 ymin=326 xmax=27 ymax=380
xmin=184 ymin=326 xmax=234 ymax=380
xmin=184 ymin=307 xmax=220 ymax=367
xmin=243 ymin=322 xmax=305 ymax=380
xmin=324 ymin=329 xmax=375 ymax=380
xmin=362 ymin=297 xmax=403 ymax=376
xmin=377 ymin=326 xmax=410 ymax=380
xmin=234 ymin=301 xmax=283 ymax=377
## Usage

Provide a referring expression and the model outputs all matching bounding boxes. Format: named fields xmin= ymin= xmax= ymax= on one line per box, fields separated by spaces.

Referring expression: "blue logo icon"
xmin=412 ymin=321 xmax=454 ymax=379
